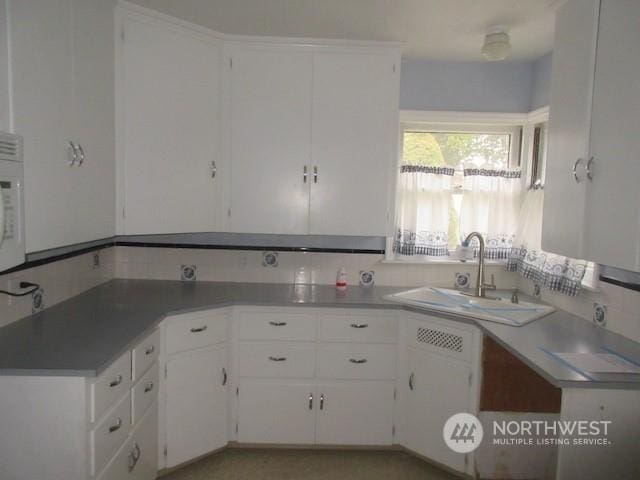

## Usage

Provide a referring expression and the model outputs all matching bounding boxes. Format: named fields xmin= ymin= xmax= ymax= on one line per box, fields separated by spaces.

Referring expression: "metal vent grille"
xmin=0 ymin=132 xmax=23 ymax=163
xmin=416 ymin=326 xmax=463 ymax=353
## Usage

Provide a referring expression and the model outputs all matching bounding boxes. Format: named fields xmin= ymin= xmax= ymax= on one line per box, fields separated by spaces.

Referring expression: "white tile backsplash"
xmin=0 ymin=247 xmax=115 ymax=329
xmin=519 ymin=276 xmax=640 ymax=344
xmin=4 ymin=245 xmax=639 ymax=346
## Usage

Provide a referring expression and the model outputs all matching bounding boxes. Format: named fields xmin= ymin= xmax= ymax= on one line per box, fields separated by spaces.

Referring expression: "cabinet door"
xmin=309 ymin=51 xmax=398 ymax=236
xmin=541 ymin=0 xmax=600 ymax=258
xmin=9 ymin=0 xmax=75 ymax=252
xmin=119 ymin=14 xmax=222 ymax=235
xmin=315 ymin=382 xmax=395 ymax=445
xmin=584 ymin=0 xmax=640 ymax=271
xmin=165 ymin=345 xmax=228 ymax=468
xmin=237 ymin=381 xmax=316 ymax=444
xmin=405 ymin=348 xmax=471 ymax=473
xmin=71 ymin=0 xmax=116 ymax=243
xmin=228 ymin=46 xmax=312 ymax=234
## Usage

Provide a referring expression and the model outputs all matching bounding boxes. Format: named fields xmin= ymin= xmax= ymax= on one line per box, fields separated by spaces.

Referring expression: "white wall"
xmin=529 ymin=52 xmax=552 ymax=111
xmin=0 ymin=0 xmax=10 ymax=131
xmin=399 ymin=59 xmax=535 ymax=113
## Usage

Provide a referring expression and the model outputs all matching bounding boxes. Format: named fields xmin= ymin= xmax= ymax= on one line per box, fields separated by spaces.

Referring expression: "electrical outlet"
xmin=5 ymin=279 xmax=19 ymax=306
xmin=92 ymin=252 xmax=100 ymax=269
xmin=262 ymin=252 xmax=278 ymax=267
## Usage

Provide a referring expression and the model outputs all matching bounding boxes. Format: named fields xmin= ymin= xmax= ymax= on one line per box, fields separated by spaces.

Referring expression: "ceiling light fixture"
xmin=481 ymin=26 xmax=512 ymax=61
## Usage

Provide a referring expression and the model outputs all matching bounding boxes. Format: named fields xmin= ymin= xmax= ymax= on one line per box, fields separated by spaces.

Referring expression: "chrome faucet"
xmin=461 ymin=232 xmax=496 ymax=298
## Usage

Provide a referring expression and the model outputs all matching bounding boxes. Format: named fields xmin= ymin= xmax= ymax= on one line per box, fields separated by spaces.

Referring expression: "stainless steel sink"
xmin=384 ymin=287 xmax=555 ymax=326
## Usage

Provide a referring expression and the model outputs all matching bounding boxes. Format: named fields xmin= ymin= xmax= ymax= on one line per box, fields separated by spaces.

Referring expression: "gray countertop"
xmin=1 ymin=279 xmax=639 ymax=390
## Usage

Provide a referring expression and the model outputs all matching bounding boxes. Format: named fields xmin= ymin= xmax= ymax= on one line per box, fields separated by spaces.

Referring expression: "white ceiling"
xmin=129 ymin=0 xmax=556 ymax=61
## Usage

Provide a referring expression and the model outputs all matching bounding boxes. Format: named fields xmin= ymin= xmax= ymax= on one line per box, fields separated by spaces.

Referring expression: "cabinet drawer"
xmin=91 ymin=392 xmax=131 ymax=476
xmin=132 ymin=363 xmax=159 ymax=426
xmin=97 ymin=401 xmax=158 ymax=480
xmin=319 ymin=313 xmax=398 ymax=344
xmin=132 ymin=329 xmax=160 ymax=381
xmin=91 ymin=352 xmax=132 ymax=422
xmin=238 ymin=311 xmax=316 ymax=341
xmin=317 ymin=344 xmax=397 ymax=380
xmin=238 ymin=343 xmax=316 ymax=378
xmin=165 ymin=310 xmax=228 ymax=354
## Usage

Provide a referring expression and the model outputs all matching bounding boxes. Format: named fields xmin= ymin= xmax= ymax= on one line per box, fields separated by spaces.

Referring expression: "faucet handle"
xmin=483 ymin=273 xmax=497 ymax=290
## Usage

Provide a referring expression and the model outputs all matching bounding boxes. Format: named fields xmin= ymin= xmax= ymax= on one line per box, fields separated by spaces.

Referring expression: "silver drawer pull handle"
xmin=190 ymin=326 xmax=207 ymax=333
xmin=309 ymin=392 xmax=313 ymax=410
xmin=128 ymin=443 xmax=141 ymax=472
xmin=109 ymin=375 xmax=123 ymax=388
xmin=349 ymin=358 xmax=367 ymax=364
xmin=409 ymin=372 xmax=415 ymax=391
xmin=77 ymin=143 xmax=85 ymax=166
xmin=109 ymin=417 xmax=122 ymax=433
xmin=222 ymin=367 xmax=228 ymax=386
xmin=573 ymin=158 xmax=583 ymax=183
xmin=303 ymin=165 xmax=307 ymax=183
xmin=269 ymin=321 xmax=287 ymax=326
xmin=313 ymin=166 xmax=318 ymax=183
xmin=145 ymin=345 xmax=155 ymax=355
xmin=350 ymin=323 xmax=368 ymax=329
xmin=320 ymin=393 xmax=325 ymax=410
xmin=144 ymin=381 xmax=154 ymax=393
xmin=269 ymin=356 xmax=287 ymax=362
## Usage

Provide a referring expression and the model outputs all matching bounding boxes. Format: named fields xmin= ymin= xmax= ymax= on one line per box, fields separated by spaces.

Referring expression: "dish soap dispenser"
xmin=336 ymin=267 xmax=347 ymax=290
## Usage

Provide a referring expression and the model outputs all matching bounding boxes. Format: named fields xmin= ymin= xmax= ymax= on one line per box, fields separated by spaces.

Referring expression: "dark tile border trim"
xmin=599 ymin=276 xmax=640 ymax=293
xmin=1 ymin=236 xmax=385 ymax=275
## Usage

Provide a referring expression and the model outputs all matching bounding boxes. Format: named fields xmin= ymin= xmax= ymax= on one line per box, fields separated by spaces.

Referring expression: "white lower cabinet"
xmin=98 ymin=401 xmax=158 ymax=480
xmin=165 ymin=345 xmax=228 ymax=468
xmin=237 ymin=381 xmax=316 ymax=444
xmin=315 ymin=383 xmax=395 ymax=445
xmin=405 ymin=347 xmax=474 ymax=473
xmin=161 ymin=309 xmax=230 ymax=469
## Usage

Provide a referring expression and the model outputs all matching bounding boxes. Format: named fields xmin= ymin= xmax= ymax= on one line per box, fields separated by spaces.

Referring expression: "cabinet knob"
xmin=573 ymin=158 xmax=583 ymax=183
xmin=109 ymin=417 xmax=122 ymax=433
xmin=586 ymin=157 xmax=594 ymax=181
xmin=76 ymin=144 xmax=85 ymax=166
xmin=68 ymin=141 xmax=78 ymax=166
xmin=350 ymin=323 xmax=368 ymax=329
xmin=268 ymin=356 xmax=287 ymax=362
xmin=109 ymin=374 xmax=123 ymax=388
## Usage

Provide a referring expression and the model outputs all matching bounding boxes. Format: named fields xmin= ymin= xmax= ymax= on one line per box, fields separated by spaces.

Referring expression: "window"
xmin=529 ymin=123 xmax=547 ymax=189
xmin=394 ymin=123 xmax=522 ymax=257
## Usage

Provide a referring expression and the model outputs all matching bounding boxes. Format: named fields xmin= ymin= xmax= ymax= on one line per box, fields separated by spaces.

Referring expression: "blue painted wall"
xmin=529 ymin=52 xmax=552 ymax=111
xmin=399 ymin=55 xmax=552 ymax=113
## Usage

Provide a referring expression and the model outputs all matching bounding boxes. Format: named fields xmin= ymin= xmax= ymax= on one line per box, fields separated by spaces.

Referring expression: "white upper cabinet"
xmin=227 ymin=45 xmax=313 ymax=234
xmin=225 ymin=43 xmax=400 ymax=236
xmin=117 ymin=9 xmax=223 ymax=235
xmin=9 ymin=0 xmax=115 ymax=252
xmin=541 ymin=0 xmax=599 ymax=259
xmin=543 ymin=0 xmax=640 ymax=271
xmin=309 ymin=52 xmax=398 ymax=236
xmin=583 ymin=0 xmax=640 ymax=271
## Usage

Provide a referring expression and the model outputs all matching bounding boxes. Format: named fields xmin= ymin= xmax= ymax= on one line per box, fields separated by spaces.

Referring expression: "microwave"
xmin=0 ymin=132 xmax=25 ymax=272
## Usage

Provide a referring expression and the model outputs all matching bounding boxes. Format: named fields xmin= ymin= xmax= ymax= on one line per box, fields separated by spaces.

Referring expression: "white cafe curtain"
xmin=393 ymin=165 xmax=454 ymax=257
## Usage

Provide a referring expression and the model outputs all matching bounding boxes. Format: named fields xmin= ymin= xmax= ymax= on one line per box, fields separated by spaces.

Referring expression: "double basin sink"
xmin=384 ymin=287 xmax=555 ymax=327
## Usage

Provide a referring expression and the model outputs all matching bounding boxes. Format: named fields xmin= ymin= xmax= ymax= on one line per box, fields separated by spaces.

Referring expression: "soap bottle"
xmin=336 ymin=267 xmax=347 ymax=290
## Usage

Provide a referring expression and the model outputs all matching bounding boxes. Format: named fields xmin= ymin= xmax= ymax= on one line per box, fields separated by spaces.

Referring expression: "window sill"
xmin=382 ymin=258 xmax=508 ymax=266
